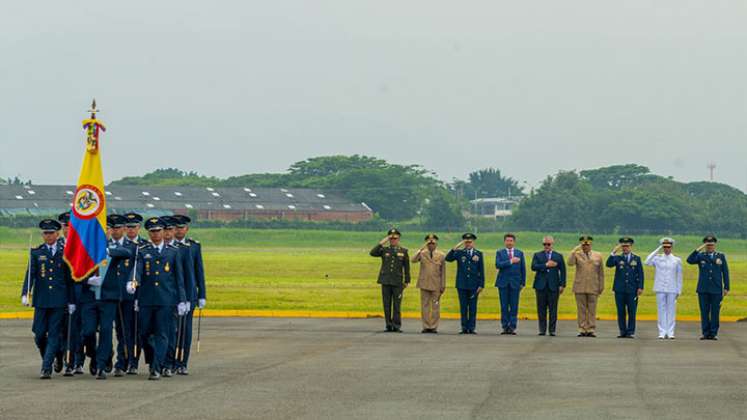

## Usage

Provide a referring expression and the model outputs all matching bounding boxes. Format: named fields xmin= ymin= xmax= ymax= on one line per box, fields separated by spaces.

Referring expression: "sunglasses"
xmin=542 ymin=243 xmax=552 ymax=246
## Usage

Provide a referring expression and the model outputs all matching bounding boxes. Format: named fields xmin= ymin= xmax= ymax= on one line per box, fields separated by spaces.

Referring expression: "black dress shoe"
xmin=177 ymin=367 xmax=189 ymax=376
xmin=549 ymin=332 xmax=556 ymax=337
xmin=127 ymin=367 xmax=138 ymax=375
xmin=459 ymin=331 xmax=467 ymax=335
xmin=105 ymin=357 xmax=113 ymax=373
xmin=74 ymin=366 xmax=84 ymax=375
xmin=577 ymin=332 xmax=586 ymax=337
xmin=538 ymin=332 xmax=546 ymax=336
xmin=509 ymin=330 xmax=517 ymax=335
xmin=469 ymin=331 xmax=477 ymax=335
xmin=54 ymin=355 xmax=63 ymax=373
xmin=89 ymin=359 xmax=97 ymax=376
xmin=421 ymin=329 xmax=429 ymax=334
xmin=63 ymin=367 xmax=74 ymax=377
xmin=431 ymin=330 xmax=438 ymax=334
xmin=500 ymin=330 xmax=509 ymax=335
xmin=617 ymin=335 xmax=626 ymax=339
xmin=114 ymin=368 xmax=125 ymax=377
xmin=40 ymin=369 xmax=52 ymax=379
xmin=626 ymin=335 xmax=635 ymax=339
xmin=162 ymin=368 xmax=173 ymax=378
xmin=710 ymin=336 xmax=718 ymax=341
xmin=385 ymin=326 xmax=393 ymax=332
xmin=148 ymin=370 xmax=161 ymax=381
xmin=393 ymin=328 xmax=402 ymax=333
xmin=96 ymin=370 xmax=107 ymax=380
xmin=587 ymin=332 xmax=597 ymax=338
xmin=700 ymin=336 xmax=708 ymax=340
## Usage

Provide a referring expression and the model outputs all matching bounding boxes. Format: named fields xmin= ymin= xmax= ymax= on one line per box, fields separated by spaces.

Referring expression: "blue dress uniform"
xmin=686 ymin=236 xmax=730 ymax=339
xmin=115 ymin=212 xmax=145 ymax=374
xmin=495 ymin=246 xmax=526 ymax=333
xmin=165 ymin=222 xmax=196 ymax=372
xmin=21 ymin=219 xmax=75 ymax=378
xmin=135 ymin=218 xmax=187 ymax=379
xmin=445 ymin=233 xmax=484 ymax=334
xmin=173 ymin=215 xmax=206 ymax=374
xmin=606 ymin=237 xmax=644 ymax=338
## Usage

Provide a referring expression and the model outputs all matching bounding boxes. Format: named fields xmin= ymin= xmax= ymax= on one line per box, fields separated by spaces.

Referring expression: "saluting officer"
xmin=687 ymin=235 xmax=730 ymax=340
xmin=129 ymin=217 xmax=188 ymax=380
xmin=568 ymin=236 xmax=605 ymax=337
xmin=370 ymin=228 xmax=411 ymax=332
xmin=172 ymin=214 xmax=206 ymax=375
xmin=162 ymin=216 xmax=195 ymax=375
xmin=115 ymin=212 xmax=143 ymax=375
xmin=606 ymin=237 xmax=644 ymax=338
xmin=21 ymin=219 xmax=75 ymax=379
xmin=445 ymin=233 xmax=485 ymax=334
xmin=411 ymin=234 xmax=446 ymax=333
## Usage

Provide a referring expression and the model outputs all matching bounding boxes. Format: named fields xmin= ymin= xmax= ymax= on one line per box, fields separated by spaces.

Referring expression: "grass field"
xmin=1 ymin=227 xmax=745 ymax=319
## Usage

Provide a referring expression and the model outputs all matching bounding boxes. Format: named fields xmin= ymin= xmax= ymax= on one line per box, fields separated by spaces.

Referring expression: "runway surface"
xmin=1 ymin=317 xmax=746 ymax=419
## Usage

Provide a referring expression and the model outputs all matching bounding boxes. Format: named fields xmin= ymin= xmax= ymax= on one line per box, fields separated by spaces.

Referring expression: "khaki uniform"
xmin=412 ymin=249 xmax=446 ymax=330
xmin=568 ymin=250 xmax=605 ymax=333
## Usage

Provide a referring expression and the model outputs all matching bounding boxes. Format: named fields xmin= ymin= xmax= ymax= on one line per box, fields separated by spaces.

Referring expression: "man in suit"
xmin=568 ymin=236 xmax=605 ymax=337
xmin=495 ymin=233 xmax=526 ymax=335
xmin=21 ymin=219 xmax=75 ymax=379
xmin=530 ymin=236 xmax=566 ymax=336
xmin=369 ymin=228 xmax=411 ymax=332
xmin=606 ymin=237 xmax=644 ymax=338
xmin=687 ymin=235 xmax=730 ymax=340
xmin=445 ymin=233 xmax=484 ymax=334
xmin=411 ymin=234 xmax=446 ymax=333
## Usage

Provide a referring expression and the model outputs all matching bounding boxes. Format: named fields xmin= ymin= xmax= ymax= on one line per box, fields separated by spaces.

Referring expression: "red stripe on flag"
xmin=63 ymin=225 xmax=97 ymax=281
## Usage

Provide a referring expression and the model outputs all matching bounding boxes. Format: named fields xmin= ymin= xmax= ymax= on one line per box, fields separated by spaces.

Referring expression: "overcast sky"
xmin=1 ymin=1 xmax=745 ymax=191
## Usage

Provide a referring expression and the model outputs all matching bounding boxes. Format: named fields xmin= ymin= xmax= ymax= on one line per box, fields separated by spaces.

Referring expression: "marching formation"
xmin=371 ymin=230 xmax=730 ymax=340
xmin=21 ymin=213 xmax=207 ymax=380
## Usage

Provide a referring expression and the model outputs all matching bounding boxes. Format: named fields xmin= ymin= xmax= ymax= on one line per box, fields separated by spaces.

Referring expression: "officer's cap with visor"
xmin=618 ymin=237 xmax=635 ymax=245
xmin=124 ymin=212 xmax=143 ymax=227
xmin=424 ymin=233 xmax=439 ymax=243
xmin=106 ymin=214 xmax=127 ymax=228
xmin=145 ymin=217 xmax=165 ymax=231
xmin=387 ymin=228 xmax=401 ymax=238
xmin=57 ymin=212 xmax=71 ymax=226
xmin=462 ymin=233 xmax=477 ymax=241
xmin=39 ymin=219 xmax=62 ymax=233
xmin=174 ymin=215 xmax=192 ymax=227
xmin=659 ymin=237 xmax=675 ymax=246
xmin=703 ymin=235 xmax=717 ymax=244
xmin=579 ymin=235 xmax=593 ymax=245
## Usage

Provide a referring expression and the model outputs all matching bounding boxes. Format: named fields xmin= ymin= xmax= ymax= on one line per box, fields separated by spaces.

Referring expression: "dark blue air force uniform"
xmin=136 ymin=242 xmax=186 ymax=374
xmin=445 ymin=247 xmax=484 ymax=333
xmin=22 ymin=241 xmax=74 ymax=373
xmin=495 ymin=248 xmax=526 ymax=332
xmin=606 ymin=252 xmax=644 ymax=337
xmin=114 ymin=235 xmax=145 ymax=372
xmin=687 ymin=242 xmax=729 ymax=338
xmin=166 ymin=239 xmax=195 ymax=370
xmin=174 ymin=236 xmax=206 ymax=371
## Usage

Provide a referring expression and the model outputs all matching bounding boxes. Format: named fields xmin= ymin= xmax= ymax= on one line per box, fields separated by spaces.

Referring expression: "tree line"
xmin=107 ymin=158 xmax=746 ymax=237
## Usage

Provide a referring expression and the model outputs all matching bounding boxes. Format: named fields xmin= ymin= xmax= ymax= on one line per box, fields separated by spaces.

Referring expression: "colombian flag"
xmin=63 ymin=113 xmax=108 ymax=281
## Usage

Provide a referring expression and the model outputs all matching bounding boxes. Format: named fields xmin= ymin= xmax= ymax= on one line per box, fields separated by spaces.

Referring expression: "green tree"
xmin=579 ymin=164 xmax=651 ymax=189
xmin=422 ymin=191 xmax=465 ymax=230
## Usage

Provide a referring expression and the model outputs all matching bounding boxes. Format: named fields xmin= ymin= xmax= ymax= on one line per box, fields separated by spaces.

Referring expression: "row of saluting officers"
xmin=21 ymin=212 xmax=207 ymax=380
xmin=371 ymin=230 xmax=730 ymax=340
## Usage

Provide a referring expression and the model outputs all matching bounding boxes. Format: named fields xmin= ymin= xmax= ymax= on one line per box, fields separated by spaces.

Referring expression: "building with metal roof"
xmin=0 ymin=185 xmax=373 ymax=222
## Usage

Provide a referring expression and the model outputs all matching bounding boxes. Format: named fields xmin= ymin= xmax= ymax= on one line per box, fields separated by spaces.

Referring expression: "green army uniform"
xmin=370 ymin=229 xmax=411 ymax=332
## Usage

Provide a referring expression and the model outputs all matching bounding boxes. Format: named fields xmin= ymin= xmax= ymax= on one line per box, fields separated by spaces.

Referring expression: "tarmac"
xmin=1 ymin=317 xmax=745 ymax=420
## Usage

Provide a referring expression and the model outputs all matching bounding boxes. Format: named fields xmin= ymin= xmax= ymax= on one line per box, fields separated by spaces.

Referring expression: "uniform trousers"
xmin=698 ymin=292 xmax=722 ymax=337
xmin=419 ymin=289 xmax=441 ymax=330
xmin=81 ymin=300 xmax=117 ymax=371
xmin=614 ymin=292 xmax=638 ymax=336
xmin=655 ymin=292 xmax=677 ymax=337
xmin=115 ymin=300 xmax=138 ymax=370
xmin=381 ymin=284 xmax=404 ymax=329
xmin=139 ymin=305 xmax=171 ymax=372
xmin=457 ymin=288 xmax=479 ymax=332
xmin=33 ymin=308 xmax=65 ymax=371
xmin=575 ymin=293 xmax=598 ymax=333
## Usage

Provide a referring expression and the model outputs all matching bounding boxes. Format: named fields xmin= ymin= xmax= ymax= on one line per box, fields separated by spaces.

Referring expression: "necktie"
xmin=509 ymin=249 xmax=513 ymax=260
xmin=547 ymin=252 xmax=551 ymax=261
xmin=627 ymin=254 xmax=631 ymax=264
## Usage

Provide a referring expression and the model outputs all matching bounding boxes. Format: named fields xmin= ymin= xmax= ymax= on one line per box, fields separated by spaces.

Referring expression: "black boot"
xmin=96 ymin=369 xmax=107 ymax=380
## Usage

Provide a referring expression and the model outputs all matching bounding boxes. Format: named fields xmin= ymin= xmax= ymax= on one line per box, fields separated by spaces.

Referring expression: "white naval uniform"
xmin=645 ymin=250 xmax=683 ymax=338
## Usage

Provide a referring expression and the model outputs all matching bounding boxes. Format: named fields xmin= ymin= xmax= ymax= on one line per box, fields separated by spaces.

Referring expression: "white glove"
xmin=198 ymin=299 xmax=206 ymax=309
xmin=185 ymin=301 xmax=191 ymax=312
xmin=68 ymin=304 xmax=76 ymax=314
xmin=126 ymin=281 xmax=136 ymax=295
xmin=21 ymin=295 xmax=29 ymax=306
xmin=134 ymin=300 xmax=139 ymax=312
xmin=177 ymin=302 xmax=188 ymax=316
xmin=87 ymin=275 xmax=103 ymax=287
